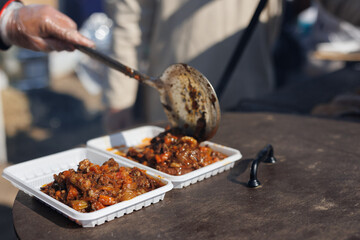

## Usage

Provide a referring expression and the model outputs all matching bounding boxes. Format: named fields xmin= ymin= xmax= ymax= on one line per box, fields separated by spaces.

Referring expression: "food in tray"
xmin=41 ymin=158 xmax=164 ymax=212
xmin=108 ymin=127 xmax=228 ymax=176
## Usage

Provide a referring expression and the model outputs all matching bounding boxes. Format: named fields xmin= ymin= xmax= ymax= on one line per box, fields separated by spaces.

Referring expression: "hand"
xmin=5 ymin=4 xmax=95 ymax=51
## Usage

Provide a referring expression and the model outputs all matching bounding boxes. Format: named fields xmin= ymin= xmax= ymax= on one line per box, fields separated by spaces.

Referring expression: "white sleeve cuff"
xmin=0 ymin=1 xmax=23 ymax=46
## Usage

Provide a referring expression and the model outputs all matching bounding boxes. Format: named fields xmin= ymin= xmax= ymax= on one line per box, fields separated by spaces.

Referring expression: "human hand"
xmin=5 ymin=4 xmax=95 ymax=51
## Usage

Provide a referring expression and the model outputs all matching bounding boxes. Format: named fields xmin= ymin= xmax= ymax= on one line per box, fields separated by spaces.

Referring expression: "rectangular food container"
xmin=87 ymin=126 xmax=242 ymax=188
xmin=2 ymin=147 xmax=173 ymax=227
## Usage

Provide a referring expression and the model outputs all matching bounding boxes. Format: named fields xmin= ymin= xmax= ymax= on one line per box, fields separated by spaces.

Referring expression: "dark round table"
xmin=13 ymin=113 xmax=360 ymax=239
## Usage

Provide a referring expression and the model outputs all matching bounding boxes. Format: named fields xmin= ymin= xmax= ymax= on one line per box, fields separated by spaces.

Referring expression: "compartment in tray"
xmin=87 ymin=126 xmax=242 ymax=188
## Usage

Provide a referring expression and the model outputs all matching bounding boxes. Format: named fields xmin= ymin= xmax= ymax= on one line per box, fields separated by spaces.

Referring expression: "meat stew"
xmin=41 ymin=158 xmax=164 ymax=213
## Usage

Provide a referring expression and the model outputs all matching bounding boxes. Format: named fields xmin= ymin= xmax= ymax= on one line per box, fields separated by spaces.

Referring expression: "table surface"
xmin=12 ymin=113 xmax=360 ymax=240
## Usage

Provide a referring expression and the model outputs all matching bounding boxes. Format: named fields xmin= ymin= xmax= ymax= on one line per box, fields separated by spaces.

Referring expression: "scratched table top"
xmin=13 ymin=113 xmax=360 ymax=239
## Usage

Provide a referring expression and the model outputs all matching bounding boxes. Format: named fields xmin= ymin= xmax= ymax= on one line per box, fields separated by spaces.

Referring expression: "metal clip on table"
xmin=248 ymin=144 xmax=276 ymax=188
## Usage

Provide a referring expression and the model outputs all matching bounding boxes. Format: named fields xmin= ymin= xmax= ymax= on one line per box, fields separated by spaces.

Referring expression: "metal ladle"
xmin=76 ymin=45 xmax=220 ymax=141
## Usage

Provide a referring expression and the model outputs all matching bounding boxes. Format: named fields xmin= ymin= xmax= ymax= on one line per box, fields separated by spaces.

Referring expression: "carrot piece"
xmin=89 ymin=165 xmax=101 ymax=174
xmin=67 ymin=185 xmax=79 ymax=201
xmin=92 ymin=201 xmax=105 ymax=210
xmin=155 ymin=155 xmax=162 ymax=163
xmin=100 ymin=164 xmax=109 ymax=172
xmin=62 ymin=170 xmax=71 ymax=177
xmin=100 ymin=186 xmax=114 ymax=192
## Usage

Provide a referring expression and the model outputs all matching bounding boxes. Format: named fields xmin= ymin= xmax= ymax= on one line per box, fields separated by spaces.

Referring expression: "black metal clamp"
xmin=247 ymin=144 xmax=276 ymax=188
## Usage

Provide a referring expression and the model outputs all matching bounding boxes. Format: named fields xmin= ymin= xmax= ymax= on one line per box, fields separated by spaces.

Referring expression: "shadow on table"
xmin=0 ymin=205 xmax=17 ymax=240
xmin=227 ymin=158 xmax=253 ymax=187
xmin=27 ymin=196 xmax=80 ymax=229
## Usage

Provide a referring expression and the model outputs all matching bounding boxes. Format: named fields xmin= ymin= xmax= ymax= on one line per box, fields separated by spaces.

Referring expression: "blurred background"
xmin=1 ymin=0 xmax=360 ymax=239
xmin=0 ymin=1 xmax=106 ymax=239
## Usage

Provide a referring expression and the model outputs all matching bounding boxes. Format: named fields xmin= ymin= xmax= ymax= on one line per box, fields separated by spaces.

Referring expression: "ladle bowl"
xmin=76 ymin=45 xmax=220 ymax=141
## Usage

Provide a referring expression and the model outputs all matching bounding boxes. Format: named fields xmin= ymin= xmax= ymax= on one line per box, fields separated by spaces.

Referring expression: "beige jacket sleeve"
xmin=103 ymin=0 xmax=155 ymax=110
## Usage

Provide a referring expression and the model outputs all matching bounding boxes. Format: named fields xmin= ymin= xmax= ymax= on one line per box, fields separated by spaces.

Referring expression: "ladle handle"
xmin=75 ymin=45 xmax=150 ymax=83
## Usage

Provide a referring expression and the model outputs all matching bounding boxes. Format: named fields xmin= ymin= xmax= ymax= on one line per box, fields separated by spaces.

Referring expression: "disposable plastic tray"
xmin=87 ymin=126 xmax=242 ymax=188
xmin=2 ymin=147 xmax=173 ymax=227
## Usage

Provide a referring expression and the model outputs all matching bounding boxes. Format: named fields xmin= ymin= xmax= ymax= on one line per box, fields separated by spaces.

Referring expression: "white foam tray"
xmin=2 ymin=147 xmax=173 ymax=227
xmin=87 ymin=126 xmax=242 ymax=188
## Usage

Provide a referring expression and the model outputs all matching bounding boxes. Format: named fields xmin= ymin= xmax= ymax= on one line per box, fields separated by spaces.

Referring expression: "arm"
xmin=0 ymin=0 xmax=94 ymax=51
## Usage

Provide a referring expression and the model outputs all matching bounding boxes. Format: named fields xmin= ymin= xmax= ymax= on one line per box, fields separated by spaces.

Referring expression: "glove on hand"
xmin=5 ymin=4 xmax=94 ymax=51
